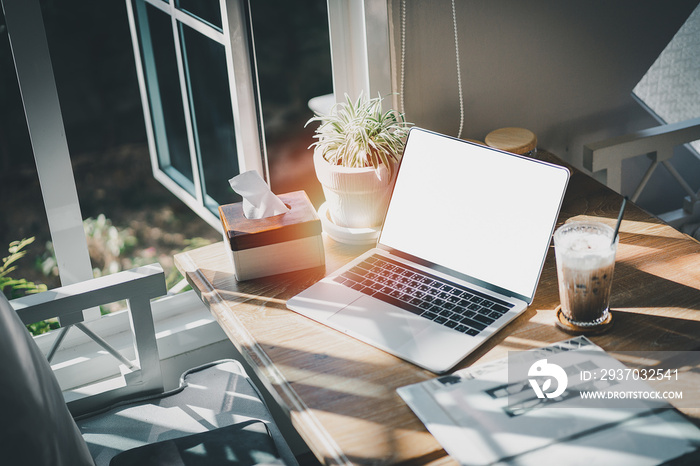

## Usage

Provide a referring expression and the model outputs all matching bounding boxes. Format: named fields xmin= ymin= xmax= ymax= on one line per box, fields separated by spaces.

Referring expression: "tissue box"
xmin=218 ymin=190 xmax=325 ymax=281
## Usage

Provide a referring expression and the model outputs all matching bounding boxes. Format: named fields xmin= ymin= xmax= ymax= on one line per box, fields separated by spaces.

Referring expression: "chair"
xmin=0 ymin=263 xmax=297 ymax=465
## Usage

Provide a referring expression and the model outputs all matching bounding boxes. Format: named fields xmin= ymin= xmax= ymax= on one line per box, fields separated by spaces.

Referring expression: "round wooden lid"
xmin=485 ymin=127 xmax=537 ymax=155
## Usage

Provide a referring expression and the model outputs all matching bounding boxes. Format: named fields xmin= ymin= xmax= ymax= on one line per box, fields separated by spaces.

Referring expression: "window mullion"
xmin=173 ymin=9 xmax=226 ymax=43
xmin=129 ymin=0 xmax=170 ymax=173
xmin=144 ymin=0 xmax=226 ymax=43
xmin=170 ymin=6 xmax=205 ymax=207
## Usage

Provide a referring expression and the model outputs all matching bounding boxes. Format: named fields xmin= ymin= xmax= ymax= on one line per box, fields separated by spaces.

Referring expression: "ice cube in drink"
xmin=554 ymin=222 xmax=617 ymax=326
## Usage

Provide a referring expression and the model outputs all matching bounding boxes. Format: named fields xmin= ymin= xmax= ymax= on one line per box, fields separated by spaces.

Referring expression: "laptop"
xmin=287 ymin=127 xmax=570 ymax=373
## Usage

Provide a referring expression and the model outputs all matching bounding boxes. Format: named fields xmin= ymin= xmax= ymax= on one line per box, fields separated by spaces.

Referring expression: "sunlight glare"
xmin=277 ymin=366 xmax=388 ymax=399
xmin=51 ymin=356 xmax=90 ymax=370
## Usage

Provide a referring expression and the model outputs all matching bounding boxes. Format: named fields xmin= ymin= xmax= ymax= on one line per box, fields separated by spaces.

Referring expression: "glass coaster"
xmin=554 ymin=305 xmax=614 ymax=335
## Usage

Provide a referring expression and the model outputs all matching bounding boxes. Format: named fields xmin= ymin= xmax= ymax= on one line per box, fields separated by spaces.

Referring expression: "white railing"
xmin=583 ymin=117 xmax=700 ymax=229
xmin=12 ymin=266 xmax=228 ymax=415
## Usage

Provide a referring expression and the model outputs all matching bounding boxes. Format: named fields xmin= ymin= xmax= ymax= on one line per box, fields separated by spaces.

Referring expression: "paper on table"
xmin=397 ymin=337 xmax=700 ymax=466
xmin=228 ymin=170 xmax=289 ymax=219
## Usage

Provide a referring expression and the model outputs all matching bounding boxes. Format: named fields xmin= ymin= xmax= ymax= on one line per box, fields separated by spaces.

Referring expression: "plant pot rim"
xmin=313 ymin=148 xmax=387 ymax=175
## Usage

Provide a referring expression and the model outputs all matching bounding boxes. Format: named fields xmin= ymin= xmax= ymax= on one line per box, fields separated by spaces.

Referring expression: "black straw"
xmin=612 ymin=196 xmax=628 ymax=245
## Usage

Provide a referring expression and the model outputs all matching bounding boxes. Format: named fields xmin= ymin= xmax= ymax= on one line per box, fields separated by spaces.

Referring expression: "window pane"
xmin=180 ymin=23 xmax=241 ymax=211
xmin=250 ymin=0 xmax=332 ymax=205
xmin=177 ymin=0 xmax=222 ymax=30
xmin=139 ymin=3 xmax=194 ymax=193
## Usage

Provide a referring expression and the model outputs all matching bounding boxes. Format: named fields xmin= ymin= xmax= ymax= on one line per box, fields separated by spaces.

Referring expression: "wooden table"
xmin=174 ymin=153 xmax=700 ymax=465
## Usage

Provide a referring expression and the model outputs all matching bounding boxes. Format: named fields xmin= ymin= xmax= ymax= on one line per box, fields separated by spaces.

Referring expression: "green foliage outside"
xmin=38 ymin=214 xmax=138 ymax=279
xmin=0 ymin=237 xmax=48 ymax=299
xmin=39 ymin=214 xmax=208 ymax=292
xmin=0 ymin=237 xmax=58 ymax=336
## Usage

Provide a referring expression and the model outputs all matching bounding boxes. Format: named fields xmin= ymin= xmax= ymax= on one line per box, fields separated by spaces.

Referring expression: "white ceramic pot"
xmin=313 ymin=149 xmax=396 ymax=228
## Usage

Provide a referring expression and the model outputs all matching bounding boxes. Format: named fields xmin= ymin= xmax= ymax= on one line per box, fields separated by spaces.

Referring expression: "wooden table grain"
xmin=174 ymin=154 xmax=700 ymax=465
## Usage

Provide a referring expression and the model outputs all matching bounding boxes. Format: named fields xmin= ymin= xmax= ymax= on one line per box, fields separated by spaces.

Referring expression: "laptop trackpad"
xmin=328 ymin=296 xmax=431 ymax=350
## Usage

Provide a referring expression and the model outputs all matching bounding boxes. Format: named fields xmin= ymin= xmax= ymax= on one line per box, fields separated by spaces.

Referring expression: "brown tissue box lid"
xmin=219 ymin=191 xmax=322 ymax=251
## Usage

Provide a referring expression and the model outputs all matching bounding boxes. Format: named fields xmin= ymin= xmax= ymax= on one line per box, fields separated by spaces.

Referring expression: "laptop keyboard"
xmin=333 ymin=254 xmax=514 ymax=336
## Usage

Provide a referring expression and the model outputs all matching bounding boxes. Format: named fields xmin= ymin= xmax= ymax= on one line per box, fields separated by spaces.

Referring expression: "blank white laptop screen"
xmin=379 ymin=128 xmax=570 ymax=302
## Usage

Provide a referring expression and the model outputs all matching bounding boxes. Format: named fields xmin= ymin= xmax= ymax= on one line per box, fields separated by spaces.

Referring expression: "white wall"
xmin=388 ymin=0 xmax=698 ymax=171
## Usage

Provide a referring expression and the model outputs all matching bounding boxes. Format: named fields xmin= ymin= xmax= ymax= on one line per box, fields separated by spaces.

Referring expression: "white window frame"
xmin=126 ymin=0 xmax=268 ymax=231
xmin=326 ymin=0 xmax=393 ymax=103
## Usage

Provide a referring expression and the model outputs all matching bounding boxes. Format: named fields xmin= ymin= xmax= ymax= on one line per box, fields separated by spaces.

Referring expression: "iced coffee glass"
xmin=554 ymin=222 xmax=618 ymax=326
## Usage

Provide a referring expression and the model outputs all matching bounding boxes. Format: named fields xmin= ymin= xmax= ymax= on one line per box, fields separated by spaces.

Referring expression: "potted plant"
xmin=306 ymin=93 xmax=412 ymax=231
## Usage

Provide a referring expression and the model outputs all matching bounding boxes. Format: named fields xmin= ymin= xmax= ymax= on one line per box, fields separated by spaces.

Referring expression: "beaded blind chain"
xmin=400 ymin=0 xmax=465 ymax=139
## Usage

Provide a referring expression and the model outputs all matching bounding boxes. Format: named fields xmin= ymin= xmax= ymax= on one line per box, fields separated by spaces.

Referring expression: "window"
xmin=248 ymin=0 xmax=333 ymax=205
xmin=128 ymin=0 xmax=394 ymax=229
xmin=633 ymin=4 xmax=700 ymax=156
xmin=127 ymin=0 xmax=266 ymax=230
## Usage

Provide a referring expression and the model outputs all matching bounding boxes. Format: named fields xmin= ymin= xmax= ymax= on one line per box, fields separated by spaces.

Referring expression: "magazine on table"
xmin=397 ymin=336 xmax=700 ymax=465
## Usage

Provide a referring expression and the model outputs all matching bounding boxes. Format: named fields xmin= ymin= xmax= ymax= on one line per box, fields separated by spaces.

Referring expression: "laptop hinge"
xmin=377 ymin=245 xmax=532 ymax=304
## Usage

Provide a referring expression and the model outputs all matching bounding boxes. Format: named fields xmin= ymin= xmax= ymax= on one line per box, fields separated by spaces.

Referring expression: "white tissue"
xmin=228 ymin=170 xmax=289 ymax=219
